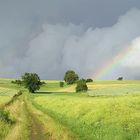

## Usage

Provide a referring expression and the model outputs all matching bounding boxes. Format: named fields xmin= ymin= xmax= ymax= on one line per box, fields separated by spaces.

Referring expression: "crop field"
xmin=40 ymin=80 xmax=140 ymax=95
xmin=88 ymin=81 xmax=140 ymax=96
xmin=33 ymin=81 xmax=140 ymax=140
xmin=0 ymin=79 xmax=139 ymax=140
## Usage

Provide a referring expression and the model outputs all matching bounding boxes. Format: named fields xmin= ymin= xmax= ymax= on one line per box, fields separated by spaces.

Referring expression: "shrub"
xmin=5 ymin=91 xmax=23 ymax=106
xmin=13 ymin=91 xmax=22 ymax=98
xmin=86 ymin=78 xmax=93 ymax=83
xmin=76 ymin=79 xmax=88 ymax=92
xmin=40 ymin=81 xmax=46 ymax=85
xmin=117 ymin=77 xmax=123 ymax=80
xmin=64 ymin=70 xmax=79 ymax=85
xmin=11 ymin=80 xmax=22 ymax=85
xmin=0 ymin=109 xmax=14 ymax=124
xmin=60 ymin=81 xmax=64 ymax=87
xmin=11 ymin=81 xmax=15 ymax=84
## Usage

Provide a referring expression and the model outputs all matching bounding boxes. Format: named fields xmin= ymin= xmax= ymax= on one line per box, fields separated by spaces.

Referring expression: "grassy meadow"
xmin=0 ymin=78 xmax=139 ymax=139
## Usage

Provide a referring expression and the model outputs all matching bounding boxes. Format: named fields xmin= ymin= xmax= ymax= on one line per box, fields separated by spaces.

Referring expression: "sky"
xmin=0 ymin=0 xmax=140 ymax=79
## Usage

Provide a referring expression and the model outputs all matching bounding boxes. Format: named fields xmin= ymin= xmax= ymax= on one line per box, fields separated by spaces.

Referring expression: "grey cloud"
xmin=1 ymin=1 xmax=140 ymax=79
xmin=6 ymin=8 xmax=140 ymax=80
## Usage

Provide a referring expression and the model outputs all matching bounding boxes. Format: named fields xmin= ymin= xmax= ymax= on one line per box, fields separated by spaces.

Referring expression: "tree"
xmin=86 ymin=78 xmax=93 ymax=83
xmin=117 ymin=77 xmax=123 ymax=80
xmin=64 ymin=70 xmax=79 ymax=85
xmin=59 ymin=81 xmax=64 ymax=87
xmin=11 ymin=80 xmax=23 ymax=85
xmin=76 ymin=79 xmax=88 ymax=92
xmin=22 ymin=73 xmax=41 ymax=93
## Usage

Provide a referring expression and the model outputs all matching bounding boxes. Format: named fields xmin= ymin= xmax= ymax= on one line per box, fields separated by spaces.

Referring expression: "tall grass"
xmin=33 ymin=93 xmax=140 ymax=140
xmin=0 ymin=95 xmax=14 ymax=139
xmin=0 ymin=78 xmax=139 ymax=140
xmin=0 ymin=81 xmax=24 ymax=140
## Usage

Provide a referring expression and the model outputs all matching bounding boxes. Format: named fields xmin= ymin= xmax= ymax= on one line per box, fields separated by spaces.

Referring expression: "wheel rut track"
xmin=5 ymin=92 xmax=48 ymax=140
xmin=28 ymin=109 xmax=47 ymax=140
xmin=24 ymin=99 xmax=50 ymax=140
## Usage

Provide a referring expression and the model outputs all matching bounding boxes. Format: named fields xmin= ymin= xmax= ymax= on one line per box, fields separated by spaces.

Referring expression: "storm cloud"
xmin=1 ymin=1 xmax=140 ymax=79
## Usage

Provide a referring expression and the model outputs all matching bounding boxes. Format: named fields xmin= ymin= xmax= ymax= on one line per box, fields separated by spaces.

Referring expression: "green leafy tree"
xmin=64 ymin=70 xmax=79 ymax=84
xmin=117 ymin=77 xmax=123 ymax=80
xmin=22 ymin=73 xmax=41 ymax=93
xmin=11 ymin=80 xmax=23 ymax=85
xmin=76 ymin=79 xmax=88 ymax=92
xmin=86 ymin=78 xmax=93 ymax=83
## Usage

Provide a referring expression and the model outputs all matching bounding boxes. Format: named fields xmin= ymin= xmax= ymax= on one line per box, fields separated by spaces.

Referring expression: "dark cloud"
xmin=1 ymin=0 xmax=140 ymax=26
xmin=0 ymin=1 xmax=140 ymax=79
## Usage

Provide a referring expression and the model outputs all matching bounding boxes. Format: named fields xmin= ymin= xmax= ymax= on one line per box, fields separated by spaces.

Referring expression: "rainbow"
xmin=94 ymin=45 xmax=133 ymax=80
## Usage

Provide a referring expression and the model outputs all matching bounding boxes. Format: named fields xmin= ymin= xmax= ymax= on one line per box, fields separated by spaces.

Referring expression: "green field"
xmin=0 ymin=79 xmax=139 ymax=140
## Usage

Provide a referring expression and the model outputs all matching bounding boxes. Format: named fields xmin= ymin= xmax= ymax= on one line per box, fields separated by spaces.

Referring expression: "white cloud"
xmin=122 ymin=37 xmax=140 ymax=67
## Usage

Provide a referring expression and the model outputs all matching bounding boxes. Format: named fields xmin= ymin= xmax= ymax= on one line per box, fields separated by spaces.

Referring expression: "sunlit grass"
xmin=33 ymin=80 xmax=140 ymax=140
xmin=0 ymin=97 xmax=11 ymax=107
xmin=33 ymin=94 xmax=140 ymax=140
xmin=0 ymin=78 xmax=139 ymax=139
xmin=0 ymin=88 xmax=14 ymax=139
xmin=0 ymin=81 xmax=19 ymax=140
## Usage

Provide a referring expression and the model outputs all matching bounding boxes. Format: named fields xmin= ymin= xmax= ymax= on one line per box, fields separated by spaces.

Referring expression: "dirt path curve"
xmin=28 ymin=109 xmax=47 ymax=140
xmin=24 ymin=98 xmax=49 ymax=140
xmin=5 ymin=92 xmax=77 ymax=140
xmin=5 ymin=92 xmax=49 ymax=140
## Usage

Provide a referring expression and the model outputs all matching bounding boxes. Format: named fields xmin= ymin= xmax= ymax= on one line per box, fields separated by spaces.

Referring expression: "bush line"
xmin=5 ymin=91 xmax=23 ymax=106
